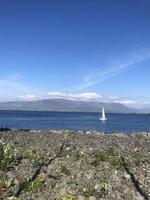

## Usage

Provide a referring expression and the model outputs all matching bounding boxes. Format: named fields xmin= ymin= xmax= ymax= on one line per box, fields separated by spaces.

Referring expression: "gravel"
xmin=0 ymin=130 xmax=149 ymax=200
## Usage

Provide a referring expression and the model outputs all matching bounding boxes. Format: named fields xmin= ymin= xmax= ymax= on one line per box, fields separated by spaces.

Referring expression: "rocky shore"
xmin=0 ymin=130 xmax=150 ymax=200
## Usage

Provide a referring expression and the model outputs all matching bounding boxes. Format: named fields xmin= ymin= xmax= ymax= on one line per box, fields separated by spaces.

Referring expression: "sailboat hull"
xmin=99 ymin=117 xmax=107 ymax=121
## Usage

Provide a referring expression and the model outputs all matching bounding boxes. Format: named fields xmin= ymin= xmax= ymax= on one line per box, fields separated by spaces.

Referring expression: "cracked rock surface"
xmin=0 ymin=130 xmax=149 ymax=200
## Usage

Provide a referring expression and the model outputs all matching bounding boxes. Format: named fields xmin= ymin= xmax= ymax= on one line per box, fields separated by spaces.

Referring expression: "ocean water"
xmin=0 ymin=110 xmax=150 ymax=133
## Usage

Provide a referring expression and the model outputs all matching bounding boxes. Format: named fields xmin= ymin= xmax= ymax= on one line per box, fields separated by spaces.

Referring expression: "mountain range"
xmin=0 ymin=98 xmax=142 ymax=113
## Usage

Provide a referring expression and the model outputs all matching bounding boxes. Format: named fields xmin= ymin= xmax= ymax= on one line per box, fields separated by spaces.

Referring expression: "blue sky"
xmin=0 ymin=0 xmax=150 ymax=107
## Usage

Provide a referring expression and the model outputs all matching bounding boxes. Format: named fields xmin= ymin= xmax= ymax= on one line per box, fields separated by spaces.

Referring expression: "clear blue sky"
xmin=0 ymin=0 xmax=150 ymax=106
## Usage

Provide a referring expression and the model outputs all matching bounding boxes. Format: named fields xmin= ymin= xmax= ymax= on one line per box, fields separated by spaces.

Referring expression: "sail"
xmin=100 ymin=107 xmax=107 ymax=121
xmin=102 ymin=107 xmax=105 ymax=118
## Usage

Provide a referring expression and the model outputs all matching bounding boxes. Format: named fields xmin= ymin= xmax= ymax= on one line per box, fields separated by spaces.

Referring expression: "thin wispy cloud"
xmin=79 ymin=49 xmax=150 ymax=89
xmin=0 ymin=73 xmax=41 ymax=102
xmin=0 ymin=79 xmax=26 ymax=101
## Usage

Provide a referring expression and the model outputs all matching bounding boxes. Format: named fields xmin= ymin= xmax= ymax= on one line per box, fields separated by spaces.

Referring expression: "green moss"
xmin=83 ymin=183 xmax=95 ymax=197
xmin=23 ymin=149 xmax=34 ymax=159
xmin=91 ymin=147 xmax=123 ymax=169
xmin=99 ymin=177 xmax=109 ymax=197
xmin=110 ymin=155 xmax=124 ymax=169
xmin=60 ymin=165 xmax=71 ymax=176
xmin=0 ymin=179 xmax=13 ymax=188
xmin=26 ymin=177 xmax=45 ymax=191
xmin=0 ymin=140 xmax=17 ymax=170
xmin=91 ymin=151 xmax=107 ymax=166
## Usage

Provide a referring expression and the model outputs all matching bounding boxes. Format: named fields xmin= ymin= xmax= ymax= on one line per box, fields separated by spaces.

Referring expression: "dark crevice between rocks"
xmin=49 ymin=175 xmax=59 ymax=180
xmin=121 ymin=156 xmax=149 ymax=200
xmin=14 ymin=142 xmax=67 ymax=197
xmin=14 ymin=163 xmax=44 ymax=197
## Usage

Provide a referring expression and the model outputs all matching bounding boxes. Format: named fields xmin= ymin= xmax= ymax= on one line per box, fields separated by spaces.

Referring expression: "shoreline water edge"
xmin=0 ymin=129 xmax=149 ymax=199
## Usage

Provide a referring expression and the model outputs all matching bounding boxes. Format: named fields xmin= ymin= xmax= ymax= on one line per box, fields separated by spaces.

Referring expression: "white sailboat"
xmin=100 ymin=107 xmax=107 ymax=121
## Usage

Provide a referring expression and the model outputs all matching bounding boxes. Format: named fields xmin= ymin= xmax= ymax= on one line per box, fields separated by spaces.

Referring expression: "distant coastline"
xmin=0 ymin=98 xmax=148 ymax=113
xmin=0 ymin=109 xmax=150 ymax=114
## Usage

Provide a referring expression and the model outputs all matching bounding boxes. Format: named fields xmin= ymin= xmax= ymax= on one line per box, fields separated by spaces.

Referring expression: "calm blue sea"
xmin=0 ymin=111 xmax=150 ymax=133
